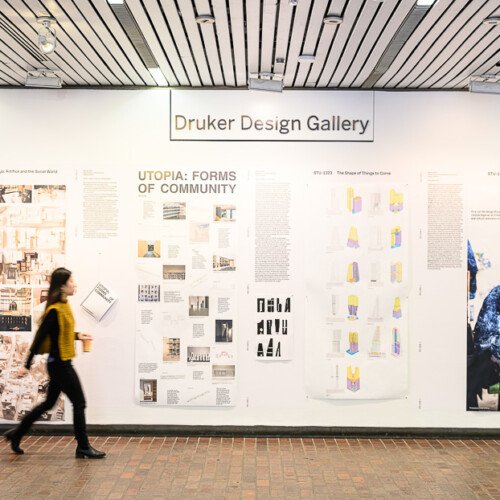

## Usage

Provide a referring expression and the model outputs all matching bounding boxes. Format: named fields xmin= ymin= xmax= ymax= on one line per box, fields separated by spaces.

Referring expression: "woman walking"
xmin=3 ymin=268 xmax=105 ymax=459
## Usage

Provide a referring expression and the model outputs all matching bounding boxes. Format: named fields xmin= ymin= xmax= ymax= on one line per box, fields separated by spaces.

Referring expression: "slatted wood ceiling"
xmin=0 ymin=0 xmax=499 ymax=89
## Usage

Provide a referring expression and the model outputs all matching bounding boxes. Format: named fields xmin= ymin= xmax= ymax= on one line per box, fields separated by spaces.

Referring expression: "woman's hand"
xmin=77 ymin=333 xmax=93 ymax=341
xmin=17 ymin=366 xmax=29 ymax=378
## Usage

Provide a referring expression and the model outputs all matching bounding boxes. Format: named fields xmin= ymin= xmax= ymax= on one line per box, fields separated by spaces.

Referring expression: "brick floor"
xmin=1 ymin=436 xmax=500 ymax=499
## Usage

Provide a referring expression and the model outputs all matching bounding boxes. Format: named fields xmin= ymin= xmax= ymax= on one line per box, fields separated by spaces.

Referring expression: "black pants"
xmin=16 ymin=361 xmax=89 ymax=448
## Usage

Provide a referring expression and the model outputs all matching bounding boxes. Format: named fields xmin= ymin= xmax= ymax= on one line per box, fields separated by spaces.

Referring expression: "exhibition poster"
xmin=0 ymin=184 xmax=66 ymax=420
xmin=305 ymin=181 xmax=409 ymax=399
xmin=80 ymin=282 xmax=118 ymax=322
xmin=135 ymin=170 xmax=238 ymax=406
xmin=467 ymin=181 xmax=500 ymax=411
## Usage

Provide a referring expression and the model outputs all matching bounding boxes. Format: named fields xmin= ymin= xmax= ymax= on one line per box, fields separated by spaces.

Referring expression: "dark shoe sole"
xmin=3 ymin=430 xmax=24 ymax=455
xmin=75 ymin=452 xmax=106 ymax=459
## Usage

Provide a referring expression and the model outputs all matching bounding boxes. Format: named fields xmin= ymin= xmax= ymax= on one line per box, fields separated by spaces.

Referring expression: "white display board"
xmin=0 ymin=183 xmax=68 ymax=421
xmin=305 ymin=182 xmax=409 ymax=399
xmin=135 ymin=169 xmax=239 ymax=406
xmin=0 ymin=88 xmax=499 ymax=429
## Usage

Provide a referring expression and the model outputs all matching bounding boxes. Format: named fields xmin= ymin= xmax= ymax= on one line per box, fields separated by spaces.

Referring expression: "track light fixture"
xmin=248 ymin=73 xmax=284 ymax=93
xmin=469 ymin=75 xmax=500 ymax=95
xmin=469 ymin=81 xmax=500 ymax=94
xmin=37 ymin=17 xmax=57 ymax=55
xmin=25 ymin=68 xmax=62 ymax=88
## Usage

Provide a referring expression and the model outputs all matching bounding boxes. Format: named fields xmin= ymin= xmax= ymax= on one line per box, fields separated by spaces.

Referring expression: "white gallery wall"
xmin=0 ymin=88 xmax=499 ymax=429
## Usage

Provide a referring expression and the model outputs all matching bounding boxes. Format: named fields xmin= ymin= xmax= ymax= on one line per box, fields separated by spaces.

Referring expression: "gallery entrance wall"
xmin=0 ymin=88 xmax=499 ymax=428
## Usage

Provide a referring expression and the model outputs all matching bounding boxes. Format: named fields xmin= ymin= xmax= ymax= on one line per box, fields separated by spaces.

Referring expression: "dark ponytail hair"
xmin=44 ymin=267 xmax=72 ymax=311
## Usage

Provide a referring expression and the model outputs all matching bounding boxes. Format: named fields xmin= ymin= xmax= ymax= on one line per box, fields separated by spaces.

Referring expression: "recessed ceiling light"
xmin=298 ymin=55 xmax=315 ymax=63
xmin=195 ymin=15 xmax=215 ymax=24
xmin=416 ymin=0 xmax=437 ymax=5
xmin=323 ymin=16 xmax=343 ymax=25
xmin=483 ymin=17 xmax=500 ymax=26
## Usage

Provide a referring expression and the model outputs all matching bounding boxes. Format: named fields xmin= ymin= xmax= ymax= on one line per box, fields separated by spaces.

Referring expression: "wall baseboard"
xmin=1 ymin=424 xmax=499 ymax=439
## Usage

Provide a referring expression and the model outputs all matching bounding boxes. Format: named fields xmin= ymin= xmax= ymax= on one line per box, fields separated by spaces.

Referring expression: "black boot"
xmin=75 ymin=444 xmax=106 ymax=459
xmin=3 ymin=429 xmax=24 ymax=455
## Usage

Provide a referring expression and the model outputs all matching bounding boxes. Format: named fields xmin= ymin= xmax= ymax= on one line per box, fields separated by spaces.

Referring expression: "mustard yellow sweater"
xmin=30 ymin=300 xmax=77 ymax=361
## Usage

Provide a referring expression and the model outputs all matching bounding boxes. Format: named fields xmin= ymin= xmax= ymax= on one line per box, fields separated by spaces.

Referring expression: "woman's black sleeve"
xmin=25 ymin=309 xmax=58 ymax=369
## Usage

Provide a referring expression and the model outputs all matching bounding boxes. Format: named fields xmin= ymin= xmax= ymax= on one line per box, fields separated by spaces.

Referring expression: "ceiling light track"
xmin=107 ymin=0 xmax=169 ymax=86
xmin=362 ymin=3 xmax=433 ymax=88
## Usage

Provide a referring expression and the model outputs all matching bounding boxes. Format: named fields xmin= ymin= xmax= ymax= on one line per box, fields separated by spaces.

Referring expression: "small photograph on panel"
xmin=212 ymin=364 xmax=235 ymax=383
xmin=391 ymin=226 xmax=402 ymax=248
xmin=139 ymin=379 xmax=157 ymax=402
xmin=138 ymin=240 xmax=161 ymax=258
xmin=213 ymin=255 xmax=236 ymax=272
xmin=347 ymin=366 xmax=360 ymax=392
xmin=326 ymin=363 xmax=343 ymax=395
xmin=215 ymin=319 xmax=233 ymax=343
xmin=163 ymin=264 xmax=186 ymax=281
xmin=138 ymin=285 xmax=160 ymax=302
xmin=33 ymin=185 xmax=66 ymax=204
xmin=346 ymin=187 xmax=362 ymax=214
xmin=389 ymin=189 xmax=404 ymax=213
xmin=369 ymin=261 xmax=383 ymax=287
xmin=368 ymin=225 xmax=384 ymax=251
xmin=390 ymin=262 xmax=403 ymax=283
xmin=0 ymin=205 xmax=66 ymax=285
xmin=327 ymin=329 xmax=344 ymax=359
xmin=163 ymin=202 xmax=186 ymax=220
xmin=189 ymin=222 xmax=209 ymax=243
xmin=327 ymin=188 xmax=342 ymax=215
xmin=213 ymin=204 xmax=236 ymax=222
xmin=187 ymin=346 xmax=210 ymax=363
xmin=0 ymin=333 xmax=65 ymax=421
xmin=368 ymin=326 xmax=386 ymax=359
xmin=0 ymin=185 xmax=32 ymax=203
xmin=189 ymin=296 xmax=209 ymax=316
xmin=0 ymin=287 xmax=32 ymax=332
xmin=163 ymin=338 xmax=180 ymax=362
xmin=368 ymin=190 xmax=383 ymax=215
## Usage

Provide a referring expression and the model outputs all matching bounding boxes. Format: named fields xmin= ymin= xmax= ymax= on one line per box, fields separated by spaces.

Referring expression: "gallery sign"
xmin=170 ymin=90 xmax=374 ymax=142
